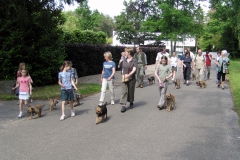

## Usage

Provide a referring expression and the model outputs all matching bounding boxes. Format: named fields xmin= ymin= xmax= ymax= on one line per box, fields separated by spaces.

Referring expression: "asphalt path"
xmin=0 ymin=62 xmax=240 ymax=160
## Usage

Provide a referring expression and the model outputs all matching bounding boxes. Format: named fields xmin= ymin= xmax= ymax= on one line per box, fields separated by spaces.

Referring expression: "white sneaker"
xmin=60 ymin=115 xmax=65 ymax=120
xmin=98 ymin=102 xmax=103 ymax=106
xmin=171 ymin=78 xmax=174 ymax=81
xmin=71 ymin=110 xmax=75 ymax=117
xmin=111 ymin=100 xmax=115 ymax=105
xmin=18 ymin=112 xmax=22 ymax=118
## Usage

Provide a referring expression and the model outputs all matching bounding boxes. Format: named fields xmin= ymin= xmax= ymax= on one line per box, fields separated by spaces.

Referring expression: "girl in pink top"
xmin=12 ymin=69 xmax=32 ymax=118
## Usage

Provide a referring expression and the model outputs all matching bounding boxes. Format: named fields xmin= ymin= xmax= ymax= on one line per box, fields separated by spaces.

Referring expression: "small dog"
xmin=95 ymin=102 xmax=107 ymax=124
xmin=27 ymin=104 xmax=45 ymax=120
xmin=148 ymin=76 xmax=155 ymax=85
xmin=73 ymin=93 xmax=82 ymax=107
xmin=196 ymin=81 xmax=200 ymax=86
xmin=173 ymin=79 xmax=180 ymax=89
xmin=49 ymin=98 xmax=58 ymax=111
xmin=165 ymin=93 xmax=176 ymax=112
xmin=192 ymin=73 xmax=196 ymax=81
xmin=225 ymin=76 xmax=230 ymax=84
xmin=199 ymin=81 xmax=207 ymax=88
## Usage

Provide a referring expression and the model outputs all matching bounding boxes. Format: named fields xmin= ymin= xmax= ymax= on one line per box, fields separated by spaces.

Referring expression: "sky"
xmin=63 ymin=0 xmax=128 ymax=17
xmin=63 ymin=0 xmax=210 ymax=17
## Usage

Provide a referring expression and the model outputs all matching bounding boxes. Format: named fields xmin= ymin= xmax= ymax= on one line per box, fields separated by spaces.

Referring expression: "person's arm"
xmin=29 ymin=82 xmax=32 ymax=95
xmin=12 ymin=78 xmax=20 ymax=90
xmin=74 ymin=69 xmax=78 ymax=85
xmin=144 ymin=54 xmax=148 ymax=69
xmin=127 ymin=67 xmax=136 ymax=77
xmin=108 ymin=67 xmax=116 ymax=81
xmin=100 ymin=69 xmax=104 ymax=82
xmin=71 ymin=78 xmax=77 ymax=90
xmin=154 ymin=66 xmax=161 ymax=83
xmin=155 ymin=54 xmax=159 ymax=69
xmin=58 ymin=78 xmax=65 ymax=88
xmin=164 ymin=73 xmax=173 ymax=82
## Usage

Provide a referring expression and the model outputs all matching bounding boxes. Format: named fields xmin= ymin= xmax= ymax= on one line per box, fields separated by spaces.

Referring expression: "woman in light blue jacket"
xmin=216 ymin=50 xmax=230 ymax=90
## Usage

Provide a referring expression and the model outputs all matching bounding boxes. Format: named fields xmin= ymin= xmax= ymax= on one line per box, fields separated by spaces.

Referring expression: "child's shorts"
xmin=61 ymin=89 xmax=74 ymax=101
xmin=19 ymin=92 xmax=30 ymax=100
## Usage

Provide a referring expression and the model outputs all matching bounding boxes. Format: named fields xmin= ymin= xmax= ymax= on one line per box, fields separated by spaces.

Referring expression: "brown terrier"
xmin=73 ymin=93 xmax=81 ymax=107
xmin=147 ymin=76 xmax=155 ymax=85
xmin=49 ymin=98 xmax=58 ymax=111
xmin=173 ymin=79 xmax=180 ymax=89
xmin=196 ymin=81 xmax=200 ymax=86
xmin=225 ymin=76 xmax=230 ymax=84
xmin=199 ymin=81 xmax=207 ymax=88
xmin=95 ymin=102 xmax=107 ymax=124
xmin=192 ymin=73 xmax=196 ymax=81
xmin=165 ymin=93 xmax=176 ymax=112
xmin=27 ymin=104 xmax=45 ymax=120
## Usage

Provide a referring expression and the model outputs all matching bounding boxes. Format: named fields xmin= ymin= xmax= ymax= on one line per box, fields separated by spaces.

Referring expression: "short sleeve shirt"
xmin=58 ymin=71 xmax=73 ymax=90
xmin=170 ymin=57 xmax=178 ymax=67
xmin=181 ymin=55 xmax=192 ymax=68
xmin=122 ymin=58 xmax=137 ymax=80
xmin=103 ymin=61 xmax=116 ymax=79
xmin=195 ymin=54 xmax=205 ymax=69
xmin=156 ymin=52 xmax=170 ymax=61
xmin=156 ymin=64 xmax=172 ymax=81
xmin=17 ymin=76 xmax=30 ymax=92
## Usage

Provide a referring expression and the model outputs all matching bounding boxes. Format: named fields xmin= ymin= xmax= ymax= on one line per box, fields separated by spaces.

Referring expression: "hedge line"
xmin=65 ymin=44 xmax=162 ymax=77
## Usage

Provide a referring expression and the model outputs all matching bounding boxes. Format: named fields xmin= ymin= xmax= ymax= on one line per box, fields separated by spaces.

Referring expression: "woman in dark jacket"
xmin=120 ymin=47 xmax=137 ymax=112
xmin=180 ymin=51 xmax=193 ymax=86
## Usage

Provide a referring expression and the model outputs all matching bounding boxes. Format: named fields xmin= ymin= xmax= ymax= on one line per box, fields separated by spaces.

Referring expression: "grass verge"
xmin=228 ymin=60 xmax=240 ymax=118
xmin=0 ymin=83 xmax=101 ymax=101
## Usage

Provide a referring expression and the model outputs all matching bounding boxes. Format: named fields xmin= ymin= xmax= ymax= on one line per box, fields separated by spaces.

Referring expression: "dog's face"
xmin=166 ymin=93 xmax=172 ymax=99
xmin=96 ymin=106 xmax=102 ymax=115
xmin=27 ymin=107 xmax=33 ymax=113
xmin=53 ymin=99 xmax=58 ymax=105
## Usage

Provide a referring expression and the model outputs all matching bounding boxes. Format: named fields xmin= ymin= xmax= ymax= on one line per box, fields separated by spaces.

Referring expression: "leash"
xmin=177 ymin=66 xmax=186 ymax=80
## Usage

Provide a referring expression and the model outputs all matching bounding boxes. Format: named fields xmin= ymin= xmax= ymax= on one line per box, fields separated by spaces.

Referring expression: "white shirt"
xmin=156 ymin=52 xmax=170 ymax=61
xmin=170 ymin=57 xmax=178 ymax=67
xmin=190 ymin=52 xmax=195 ymax=61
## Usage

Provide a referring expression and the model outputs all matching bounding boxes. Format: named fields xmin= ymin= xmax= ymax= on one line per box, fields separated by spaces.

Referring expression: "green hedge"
xmin=64 ymin=30 xmax=107 ymax=44
xmin=65 ymin=44 xmax=161 ymax=77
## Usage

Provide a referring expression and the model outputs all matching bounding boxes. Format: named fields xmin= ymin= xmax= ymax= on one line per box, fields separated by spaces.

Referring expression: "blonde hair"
xmin=104 ymin=51 xmax=112 ymax=60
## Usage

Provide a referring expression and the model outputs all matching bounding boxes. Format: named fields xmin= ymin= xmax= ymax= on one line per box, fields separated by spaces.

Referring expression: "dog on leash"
xmin=95 ymin=102 xmax=108 ymax=124
xmin=73 ymin=93 xmax=82 ymax=107
xmin=225 ymin=76 xmax=230 ymax=84
xmin=148 ymin=76 xmax=155 ymax=85
xmin=27 ymin=104 xmax=45 ymax=120
xmin=199 ymin=81 xmax=207 ymax=88
xmin=49 ymin=98 xmax=58 ymax=111
xmin=192 ymin=73 xmax=196 ymax=81
xmin=196 ymin=81 xmax=200 ymax=86
xmin=165 ymin=93 xmax=176 ymax=112
xmin=173 ymin=79 xmax=180 ymax=89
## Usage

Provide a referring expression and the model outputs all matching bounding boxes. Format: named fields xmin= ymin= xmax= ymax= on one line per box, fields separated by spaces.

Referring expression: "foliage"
xmin=63 ymin=30 xmax=107 ymax=44
xmin=0 ymin=0 xmax=73 ymax=85
xmin=115 ymin=0 xmax=152 ymax=45
xmin=228 ymin=60 xmax=240 ymax=116
xmin=201 ymin=0 xmax=240 ymax=57
xmin=0 ymin=83 xmax=101 ymax=100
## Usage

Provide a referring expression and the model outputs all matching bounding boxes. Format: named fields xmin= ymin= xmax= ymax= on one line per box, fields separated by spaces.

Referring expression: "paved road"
xmin=0 ymin=63 xmax=240 ymax=160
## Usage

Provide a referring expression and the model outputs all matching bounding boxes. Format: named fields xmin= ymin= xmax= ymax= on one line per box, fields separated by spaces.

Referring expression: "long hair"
xmin=60 ymin=61 xmax=71 ymax=71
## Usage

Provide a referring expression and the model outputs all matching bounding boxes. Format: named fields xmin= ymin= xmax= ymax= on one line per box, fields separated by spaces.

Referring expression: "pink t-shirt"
xmin=17 ymin=76 xmax=30 ymax=92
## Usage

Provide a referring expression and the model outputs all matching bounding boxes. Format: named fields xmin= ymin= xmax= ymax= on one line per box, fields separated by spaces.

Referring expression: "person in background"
xmin=204 ymin=51 xmax=212 ymax=80
xmin=180 ymin=50 xmax=193 ymax=86
xmin=68 ymin=61 xmax=79 ymax=105
xmin=170 ymin=51 xmax=178 ymax=81
xmin=195 ymin=49 xmax=206 ymax=84
xmin=215 ymin=51 xmax=221 ymax=84
xmin=216 ymin=50 xmax=230 ymax=90
xmin=118 ymin=51 xmax=126 ymax=70
xmin=134 ymin=47 xmax=147 ymax=88
xmin=155 ymin=48 xmax=170 ymax=69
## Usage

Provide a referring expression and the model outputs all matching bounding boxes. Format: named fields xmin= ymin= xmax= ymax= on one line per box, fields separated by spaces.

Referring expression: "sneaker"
xmin=171 ymin=78 xmax=174 ymax=81
xmin=111 ymin=100 xmax=115 ymax=105
xmin=98 ymin=102 xmax=103 ymax=106
xmin=121 ymin=106 xmax=126 ymax=112
xmin=18 ymin=112 xmax=22 ymax=118
xmin=129 ymin=102 xmax=134 ymax=109
xmin=60 ymin=115 xmax=65 ymax=120
xmin=71 ymin=110 xmax=75 ymax=117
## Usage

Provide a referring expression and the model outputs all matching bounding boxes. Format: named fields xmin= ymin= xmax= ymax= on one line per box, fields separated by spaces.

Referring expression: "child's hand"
xmin=107 ymin=77 xmax=112 ymax=81
xmin=12 ymin=87 xmax=15 ymax=90
xmin=75 ymin=87 xmax=78 ymax=91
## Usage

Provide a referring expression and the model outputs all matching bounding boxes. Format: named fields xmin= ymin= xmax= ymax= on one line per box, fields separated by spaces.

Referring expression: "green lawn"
xmin=228 ymin=60 xmax=240 ymax=117
xmin=0 ymin=83 xmax=101 ymax=101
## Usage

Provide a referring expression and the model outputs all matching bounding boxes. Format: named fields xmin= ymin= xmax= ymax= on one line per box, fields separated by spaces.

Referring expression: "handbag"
xmin=122 ymin=74 xmax=129 ymax=82
xmin=225 ymin=68 xmax=229 ymax=74
xmin=159 ymin=82 xmax=164 ymax=88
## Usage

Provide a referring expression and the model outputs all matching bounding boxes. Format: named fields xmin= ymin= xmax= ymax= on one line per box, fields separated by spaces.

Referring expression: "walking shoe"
xmin=129 ymin=102 xmax=134 ymax=109
xmin=136 ymin=84 xmax=140 ymax=88
xmin=217 ymin=84 xmax=220 ymax=88
xmin=71 ymin=110 xmax=75 ymax=117
xmin=18 ymin=112 xmax=22 ymax=118
xmin=121 ymin=106 xmax=126 ymax=112
xmin=139 ymin=84 xmax=143 ymax=88
xmin=111 ymin=100 xmax=115 ymax=105
xmin=60 ymin=115 xmax=65 ymax=120
xmin=98 ymin=102 xmax=103 ymax=106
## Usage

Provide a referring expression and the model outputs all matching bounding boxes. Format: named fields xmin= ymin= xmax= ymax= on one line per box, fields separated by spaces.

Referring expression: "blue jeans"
xmin=215 ymin=65 xmax=218 ymax=83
